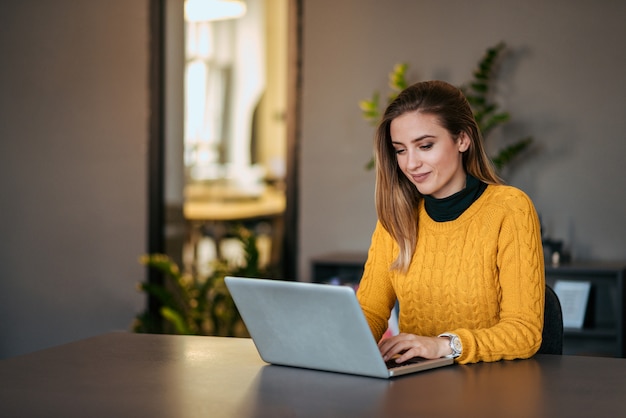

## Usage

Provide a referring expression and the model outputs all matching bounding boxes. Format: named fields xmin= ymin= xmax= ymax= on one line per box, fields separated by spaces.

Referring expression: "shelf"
xmin=546 ymin=262 xmax=625 ymax=357
xmin=564 ymin=327 xmax=617 ymax=339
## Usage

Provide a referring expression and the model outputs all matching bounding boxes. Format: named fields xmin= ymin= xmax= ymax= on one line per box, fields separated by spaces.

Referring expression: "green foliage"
xmin=133 ymin=225 xmax=268 ymax=337
xmin=359 ymin=63 xmax=409 ymax=127
xmin=359 ymin=63 xmax=410 ymax=170
xmin=359 ymin=42 xmax=533 ymax=171
xmin=491 ymin=137 xmax=533 ymax=168
xmin=359 ymin=91 xmax=380 ymax=127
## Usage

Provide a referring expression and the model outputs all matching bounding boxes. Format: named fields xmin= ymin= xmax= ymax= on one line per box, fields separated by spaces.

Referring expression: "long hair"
xmin=374 ymin=80 xmax=503 ymax=272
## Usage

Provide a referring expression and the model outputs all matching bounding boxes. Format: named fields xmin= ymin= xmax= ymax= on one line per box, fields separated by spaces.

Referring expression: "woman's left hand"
xmin=378 ymin=333 xmax=451 ymax=363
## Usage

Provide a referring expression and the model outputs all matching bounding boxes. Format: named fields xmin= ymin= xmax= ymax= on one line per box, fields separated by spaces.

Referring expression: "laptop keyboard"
xmin=385 ymin=356 xmax=426 ymax=369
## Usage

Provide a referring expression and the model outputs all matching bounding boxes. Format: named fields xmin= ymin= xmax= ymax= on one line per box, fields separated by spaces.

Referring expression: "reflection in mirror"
xmin=178 ymin=0 xmax=288 ymax=278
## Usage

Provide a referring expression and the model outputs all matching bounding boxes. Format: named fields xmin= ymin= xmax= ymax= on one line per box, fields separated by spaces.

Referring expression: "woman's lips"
xmin=411 ymin=172 xmax=430 ymax=183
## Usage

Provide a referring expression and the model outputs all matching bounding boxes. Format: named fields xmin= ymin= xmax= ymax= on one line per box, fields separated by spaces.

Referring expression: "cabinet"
xmin=310 ymin=252 xmax=368 ymax=285
xmin=311 ymin=253 xmax=626 ymax=358
xmin=545 ymin=262 xmax=625 ymax=358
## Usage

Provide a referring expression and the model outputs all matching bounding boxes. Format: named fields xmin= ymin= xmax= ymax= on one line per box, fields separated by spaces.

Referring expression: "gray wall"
xmin=299 ymin=0 xmax=626 ymax=281
xmin=0 ymin=1 xmax=149 ymax=358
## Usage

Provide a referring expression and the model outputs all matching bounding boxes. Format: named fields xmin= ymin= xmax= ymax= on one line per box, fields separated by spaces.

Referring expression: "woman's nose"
xmin=407 ymin=150 xmax=422 ymax=170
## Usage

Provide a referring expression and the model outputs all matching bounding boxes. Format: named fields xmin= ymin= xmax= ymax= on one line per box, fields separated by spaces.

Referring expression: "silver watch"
xmin=439 ymin=333 xmax=462 ymax=358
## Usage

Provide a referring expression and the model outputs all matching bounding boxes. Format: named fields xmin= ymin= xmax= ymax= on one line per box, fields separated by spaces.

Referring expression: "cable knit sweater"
xmin=356 ymin=184 xmax=545 ymax=364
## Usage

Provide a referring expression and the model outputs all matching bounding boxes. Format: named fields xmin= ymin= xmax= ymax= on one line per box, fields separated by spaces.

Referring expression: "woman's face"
xmin=390 ymin=111 xmax=470 ymax=199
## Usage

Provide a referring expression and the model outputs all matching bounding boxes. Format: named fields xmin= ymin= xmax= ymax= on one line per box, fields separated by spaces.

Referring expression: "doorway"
xmin=159 ymin=0 xmax=300 ymax=280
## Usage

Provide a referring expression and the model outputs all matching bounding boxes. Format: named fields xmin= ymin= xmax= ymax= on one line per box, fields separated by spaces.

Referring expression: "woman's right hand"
xmin=378 ymin=333 xmax=452 ymax=363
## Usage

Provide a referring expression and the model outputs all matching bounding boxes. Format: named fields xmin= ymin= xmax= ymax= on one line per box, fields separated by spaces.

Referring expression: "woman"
xmin=356 ymin=80 xmax=544 ymax=364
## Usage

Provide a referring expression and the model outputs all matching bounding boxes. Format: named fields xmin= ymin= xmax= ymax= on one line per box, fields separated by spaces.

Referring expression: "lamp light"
xmin=185 ymin=0 xmax=247 ymax=22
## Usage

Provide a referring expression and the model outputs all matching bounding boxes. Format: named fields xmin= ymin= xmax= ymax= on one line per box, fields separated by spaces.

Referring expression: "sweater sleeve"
xmin=453 ymin=191 xmax=545 ymax=364
xmin=356 ymin=222 xmax=398 ymax=342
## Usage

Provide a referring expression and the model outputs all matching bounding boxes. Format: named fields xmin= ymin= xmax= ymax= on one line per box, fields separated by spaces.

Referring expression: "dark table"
xmin=1 ymin=332 xmax=625 ymax=417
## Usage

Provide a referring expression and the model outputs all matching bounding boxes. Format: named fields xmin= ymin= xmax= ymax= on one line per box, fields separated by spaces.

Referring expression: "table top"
xmin=1 ymin=332 xmax=625 ymax=418
xmin=184 ymin=186 xmax=285 ymax=221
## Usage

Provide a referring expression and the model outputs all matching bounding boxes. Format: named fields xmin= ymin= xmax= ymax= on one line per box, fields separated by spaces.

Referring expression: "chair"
xmin=538 ymin=284 xmax=564 ymax=355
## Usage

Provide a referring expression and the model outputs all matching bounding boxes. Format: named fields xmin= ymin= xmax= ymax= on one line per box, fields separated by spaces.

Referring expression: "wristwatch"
xmin=439 ymin=333 xmax=462 ymax=358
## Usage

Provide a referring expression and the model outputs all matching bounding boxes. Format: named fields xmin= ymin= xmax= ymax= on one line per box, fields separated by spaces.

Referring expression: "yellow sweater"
xmin=356 ymin=185 xmax=545 ymax=364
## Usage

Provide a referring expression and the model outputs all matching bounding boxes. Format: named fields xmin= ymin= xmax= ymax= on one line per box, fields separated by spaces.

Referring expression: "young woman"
xmin=356 ymin=80 xmax=545 ymax=364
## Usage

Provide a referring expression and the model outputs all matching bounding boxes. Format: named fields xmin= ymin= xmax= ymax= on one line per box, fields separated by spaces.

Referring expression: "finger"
xmin=379 ymin=337 xmax=411 ymax=361
xmin=395 ymin=348 xmax=419 ymax=363
xmin=378 ymin=335 xmax=402 ymax=354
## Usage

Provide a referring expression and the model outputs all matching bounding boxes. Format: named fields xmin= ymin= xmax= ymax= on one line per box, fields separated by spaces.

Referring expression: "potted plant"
xmin=133 ymin=224 xmax=268 ymax=337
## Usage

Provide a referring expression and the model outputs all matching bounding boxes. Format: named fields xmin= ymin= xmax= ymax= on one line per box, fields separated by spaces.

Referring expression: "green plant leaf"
xmin=139 ymin=254 xmax=182 ymax=281
xmin=161 ymin=306 xmax=193 ymax=335
xmin=359 ymin=92 xmax=380 ymax=126
xmin=482 ymin=112 xmax=511 ymax=135
xmin=470 ymin=81 xmax=488 ymax=93
xmin=492 ymin=137 xmax=533 ymax=169
xmin=138 ymin=282 xmax=178 ymax=309
xmin=389 ymin=63 xmax=409 ymax=92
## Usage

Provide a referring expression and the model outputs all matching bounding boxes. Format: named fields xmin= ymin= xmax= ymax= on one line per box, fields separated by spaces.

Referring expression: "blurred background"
xmin=1 ymin=0 xmax=625 ymax=358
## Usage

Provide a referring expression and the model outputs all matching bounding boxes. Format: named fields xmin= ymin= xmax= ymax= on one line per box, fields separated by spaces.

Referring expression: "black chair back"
xmin=538 ymin=284 xmax=564 ymax=355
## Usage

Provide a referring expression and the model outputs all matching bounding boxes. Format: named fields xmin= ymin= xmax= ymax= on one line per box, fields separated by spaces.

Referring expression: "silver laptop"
xmin=225 ymin=276 xmax=453 ymax=379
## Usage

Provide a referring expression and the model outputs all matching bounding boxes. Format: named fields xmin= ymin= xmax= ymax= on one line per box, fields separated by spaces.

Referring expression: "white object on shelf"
xmin=554 ymin=280 xmax=591 ymax=329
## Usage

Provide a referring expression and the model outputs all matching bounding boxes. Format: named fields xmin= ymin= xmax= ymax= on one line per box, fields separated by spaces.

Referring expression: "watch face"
xmin=452 ymin=337 xmax=462 ymax=352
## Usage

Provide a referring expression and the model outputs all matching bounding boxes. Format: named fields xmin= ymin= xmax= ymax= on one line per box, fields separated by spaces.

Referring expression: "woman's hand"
xmin=378 ymin=333 xmax=451 ymax=363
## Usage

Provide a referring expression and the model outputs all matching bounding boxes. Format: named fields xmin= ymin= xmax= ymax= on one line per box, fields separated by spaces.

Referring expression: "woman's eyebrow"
xmin=391 ymin=134 xmax=435 ymax=145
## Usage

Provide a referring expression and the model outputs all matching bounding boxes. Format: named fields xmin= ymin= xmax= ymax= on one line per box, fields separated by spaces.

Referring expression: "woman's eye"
xmin=394 ymin=148 xmax=406 ymax=155
xmin=419 ymin=143 xmax=433 ymax=150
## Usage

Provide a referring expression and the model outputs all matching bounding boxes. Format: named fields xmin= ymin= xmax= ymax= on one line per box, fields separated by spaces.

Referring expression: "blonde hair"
xmin=374 ymin=80 xmax=503 ymax=272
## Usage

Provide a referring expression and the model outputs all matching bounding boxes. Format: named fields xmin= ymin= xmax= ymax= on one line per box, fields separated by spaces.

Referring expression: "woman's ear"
xmin=458 ymin=132 xmax=471 ymax=153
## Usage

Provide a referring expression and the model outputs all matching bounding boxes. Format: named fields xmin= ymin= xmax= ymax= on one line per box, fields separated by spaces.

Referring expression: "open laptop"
xmin=224 ymin=276 xmax=453 ymax=379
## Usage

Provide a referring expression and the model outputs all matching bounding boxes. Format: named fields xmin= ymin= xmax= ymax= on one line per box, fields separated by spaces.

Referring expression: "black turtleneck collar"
xmin=423 ymin=174 xmax=487 ymax=222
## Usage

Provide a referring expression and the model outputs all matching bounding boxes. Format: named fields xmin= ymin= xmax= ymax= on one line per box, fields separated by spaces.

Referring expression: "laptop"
xmin=224 ymin=276 xmax=453 ymax=379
